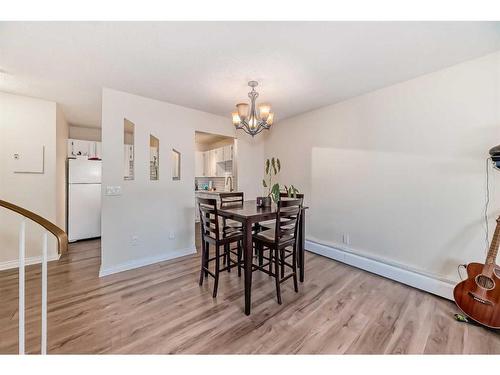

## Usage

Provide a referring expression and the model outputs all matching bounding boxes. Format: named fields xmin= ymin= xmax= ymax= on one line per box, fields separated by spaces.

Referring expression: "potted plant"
xmin=284 ymin=184 xmax=300 ymax=198
xmin=259 ymin=157 xmax=281 ymax=207
xmin=258 ymin=157 xmax=301 ymax=207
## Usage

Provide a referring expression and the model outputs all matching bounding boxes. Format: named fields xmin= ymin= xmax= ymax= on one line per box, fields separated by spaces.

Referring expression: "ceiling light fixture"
xmin=232 ymin=81 xmax=274 ymax=137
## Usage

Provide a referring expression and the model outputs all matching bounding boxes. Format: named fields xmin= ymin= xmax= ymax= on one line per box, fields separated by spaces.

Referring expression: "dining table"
xmin=217 ymin=199 xmax=308 ymax=315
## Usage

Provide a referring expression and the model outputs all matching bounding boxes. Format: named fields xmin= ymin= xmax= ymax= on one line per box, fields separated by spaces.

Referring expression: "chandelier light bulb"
xmin=259 ymin=104 xmax=271 ymax=121
xmin=236 ymin=103 xmax=249 ymax=121
xmin=232 ymin=112 xmax=241 ymax=125
xmin=267 ymin=112 xmax=274 ymax=125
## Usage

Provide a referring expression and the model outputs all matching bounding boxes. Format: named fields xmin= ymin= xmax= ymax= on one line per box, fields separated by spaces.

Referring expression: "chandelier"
xmin=232 ymin=81 xmax=274 ymax=137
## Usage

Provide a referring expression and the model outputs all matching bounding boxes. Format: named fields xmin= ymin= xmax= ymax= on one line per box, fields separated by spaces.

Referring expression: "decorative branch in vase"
xmin=258 ymin=157 xmax=300 ymax=207
xmin=262 ymin=157 xmax=281 ymax=205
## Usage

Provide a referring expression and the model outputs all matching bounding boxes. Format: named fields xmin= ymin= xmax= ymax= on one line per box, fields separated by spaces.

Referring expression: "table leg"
xmin=243 ymin=220 xmax=253 ymax=315
xmin=299 ymin=210 xmax=305 ymax=282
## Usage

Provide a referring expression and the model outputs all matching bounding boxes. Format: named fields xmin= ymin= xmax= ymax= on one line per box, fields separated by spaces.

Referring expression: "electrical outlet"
xmin=169 ymin=231 xmax=175 ymax=240
xmin=342 ymin=233 xmax=350 ymax=245
xmin=131 ymin=235 xmax=139 ymax=246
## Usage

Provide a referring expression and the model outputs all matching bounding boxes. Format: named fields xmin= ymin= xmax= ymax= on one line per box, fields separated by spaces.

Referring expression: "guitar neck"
xmin=487 ymin=217 xmax=500 ymax=264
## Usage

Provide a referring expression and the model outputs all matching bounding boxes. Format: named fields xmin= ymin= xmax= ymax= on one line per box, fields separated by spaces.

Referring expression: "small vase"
xmin=257 ymin=196 xmax=272 ymax=207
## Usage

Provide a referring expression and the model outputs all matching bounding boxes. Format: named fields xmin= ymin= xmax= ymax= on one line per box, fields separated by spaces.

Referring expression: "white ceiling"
xmin=195 ymin=131 xmax=233 ymax=146
xmin=1 ymin=21 xmax=500 ymax=128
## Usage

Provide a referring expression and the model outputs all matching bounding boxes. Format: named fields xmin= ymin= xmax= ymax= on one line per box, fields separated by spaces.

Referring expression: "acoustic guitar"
xmin=453 ymin=216 xmax=500 ymax=329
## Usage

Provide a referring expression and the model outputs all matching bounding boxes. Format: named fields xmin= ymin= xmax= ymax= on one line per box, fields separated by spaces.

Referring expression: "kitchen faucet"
xmin=225 ymin=176 xmax=233 ymax=192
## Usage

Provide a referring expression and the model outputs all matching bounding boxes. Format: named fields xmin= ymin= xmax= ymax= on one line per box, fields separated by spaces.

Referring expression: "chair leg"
xmin=204 ymin=242 xmax=209 ymax=277
xmin=258 ymin=242 xmax=263 ymax=266
xmin=213 ymin=245 xmax=220 ymax=298
xmin=199 ymin=239 xmax=206 ymax=286
xmin=274 ymin=248 xmax=282 ymax=304
xmin=280 ymin=248 xmax=285 ymax=278
xmin=268 ymin=246 xmax=273 ymax=275
xmin=237 ymin=240 xmax=242 ymax=277
xmin=225 ymin=244 xmax=231 ymax=272
xmin=292 ymin=244 xmax=299 ymax=293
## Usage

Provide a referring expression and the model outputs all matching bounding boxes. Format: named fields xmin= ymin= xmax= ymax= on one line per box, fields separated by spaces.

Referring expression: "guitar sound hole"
xmin=476 ymin=275 xmax=495 ymax=290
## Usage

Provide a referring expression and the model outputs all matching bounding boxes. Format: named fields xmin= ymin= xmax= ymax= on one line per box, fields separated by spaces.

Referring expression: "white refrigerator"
xmin=68 ymin=159 xmax=102 ymax=242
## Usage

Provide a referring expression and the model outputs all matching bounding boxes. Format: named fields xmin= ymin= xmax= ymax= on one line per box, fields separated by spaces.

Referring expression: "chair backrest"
xmin=279 ymin=192 xmax=304 ymax=200
xmin=219 ymin=192 xmax=244 ymax=208
xmin=275 ymin=198 xmax=302 ymax=244
xmin=198 ymin=197 xmax=220 ymax=241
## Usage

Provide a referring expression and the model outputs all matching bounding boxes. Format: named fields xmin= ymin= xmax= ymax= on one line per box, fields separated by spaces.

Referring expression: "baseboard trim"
xmin=305 ymin=240 xmax=455 ymax=300
xmin=0 ymin=253 xmax=61 ymax=271
xmin=99 ymin=247 xmax=197 ymax=277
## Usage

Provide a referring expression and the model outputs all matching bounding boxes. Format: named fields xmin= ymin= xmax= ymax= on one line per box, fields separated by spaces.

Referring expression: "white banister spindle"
xmin=18 ymin=219 xmax=25 ymax=355
xmin=41 ymin=231 xmax=48 ymax=355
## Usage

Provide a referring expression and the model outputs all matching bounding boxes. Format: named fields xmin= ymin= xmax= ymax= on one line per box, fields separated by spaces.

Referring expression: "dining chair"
xmin=252 ymin=198 xmax=302 ymax=304
xmin=219 ymin=192 xmax=244 ymax=273
xmin=198 ymin=197 xmax=243 ymax=297
xmin=258 ymin=193 xmax=304 ymax=229
xmin=257 ymin=193 xmax=304 ymax=271
xmin=219 ymin=192 xmax=244 ymax=232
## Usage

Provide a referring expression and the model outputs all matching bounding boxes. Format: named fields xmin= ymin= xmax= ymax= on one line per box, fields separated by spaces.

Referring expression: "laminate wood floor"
xmin=1 ymin=232 xmax=499 ymax=354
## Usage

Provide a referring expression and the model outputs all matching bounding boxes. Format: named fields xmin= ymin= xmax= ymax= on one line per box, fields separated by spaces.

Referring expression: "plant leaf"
xmin=271 ymin=157 xmax=277 ymax=175
xmin=271 ymin=183 xmax=281 ymax=203
xmin=262 ymin=179 xmax=267 ymax=188
xmin=265 ymin=159 xmax=270 ymax=175
xmin=276 ymin=158 xmax=281 ymax=172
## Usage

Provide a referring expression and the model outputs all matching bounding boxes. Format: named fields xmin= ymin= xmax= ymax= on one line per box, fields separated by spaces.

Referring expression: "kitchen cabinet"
xmin=223 ymin=145 xmax=233 ymax=162
xmin=216 ymin=161 xmax=226 ymax=177
xmin=213 ymin=147 xmax=224 ymax=163
xmin=208 ymin=150 xmax=216 ymax=176
xmin=194 ymin=145 xmax=234 ymax=178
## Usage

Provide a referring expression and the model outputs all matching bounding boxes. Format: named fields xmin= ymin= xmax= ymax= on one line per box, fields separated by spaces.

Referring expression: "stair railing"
xmin=0 ymin=199 xmax=67 ymax=354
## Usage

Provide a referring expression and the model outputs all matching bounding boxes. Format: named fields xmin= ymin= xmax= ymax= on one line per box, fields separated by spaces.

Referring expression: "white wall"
xmin=100 ymin=88 xmax=264 ymax=275
xmin=0 ymin=92 xmax=64 ymax=266
xmin=69 ymin=125 xmax=101 ymax=141
xmin=264 ymin=51 xmax=500 ymax=285
xmin=56 ymin=105 xmax=69 ymax=231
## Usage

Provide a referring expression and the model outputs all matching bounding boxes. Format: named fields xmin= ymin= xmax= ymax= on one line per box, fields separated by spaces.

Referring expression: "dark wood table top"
xmin=218 ymin=200 xmax=309 ymax=223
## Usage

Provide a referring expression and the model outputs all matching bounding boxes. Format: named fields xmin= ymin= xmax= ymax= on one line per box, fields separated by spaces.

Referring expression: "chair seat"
xmin=224 ymin=220 xmax=242 ymax=229
xmin=203 ymin=227 xmax=242 ymax=244
xmin=253 ymin=229 xmax=293 ymax=245
xmin=222 ymin=227 xmax=242 ymax=238
xmin=259 ymin=218 xmax=293 ymax=230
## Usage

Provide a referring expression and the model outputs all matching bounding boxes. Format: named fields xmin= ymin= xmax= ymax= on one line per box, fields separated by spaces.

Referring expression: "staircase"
xmin=0 ymin=199 xmax=67 ymax=354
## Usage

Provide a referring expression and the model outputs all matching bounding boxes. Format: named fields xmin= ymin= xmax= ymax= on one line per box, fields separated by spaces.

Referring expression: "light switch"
xmin=105 ymin=186 xmax=122 ymax=196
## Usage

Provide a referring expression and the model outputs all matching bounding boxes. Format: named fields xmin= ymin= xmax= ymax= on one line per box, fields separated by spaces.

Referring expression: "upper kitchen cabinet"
xmin=223 ymin=145 xmax=233 ymax=162
xmin=194 ymin=132 xmax=235 ymax=178
xmin=213 ymin=147 xmax=224 ymax=163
